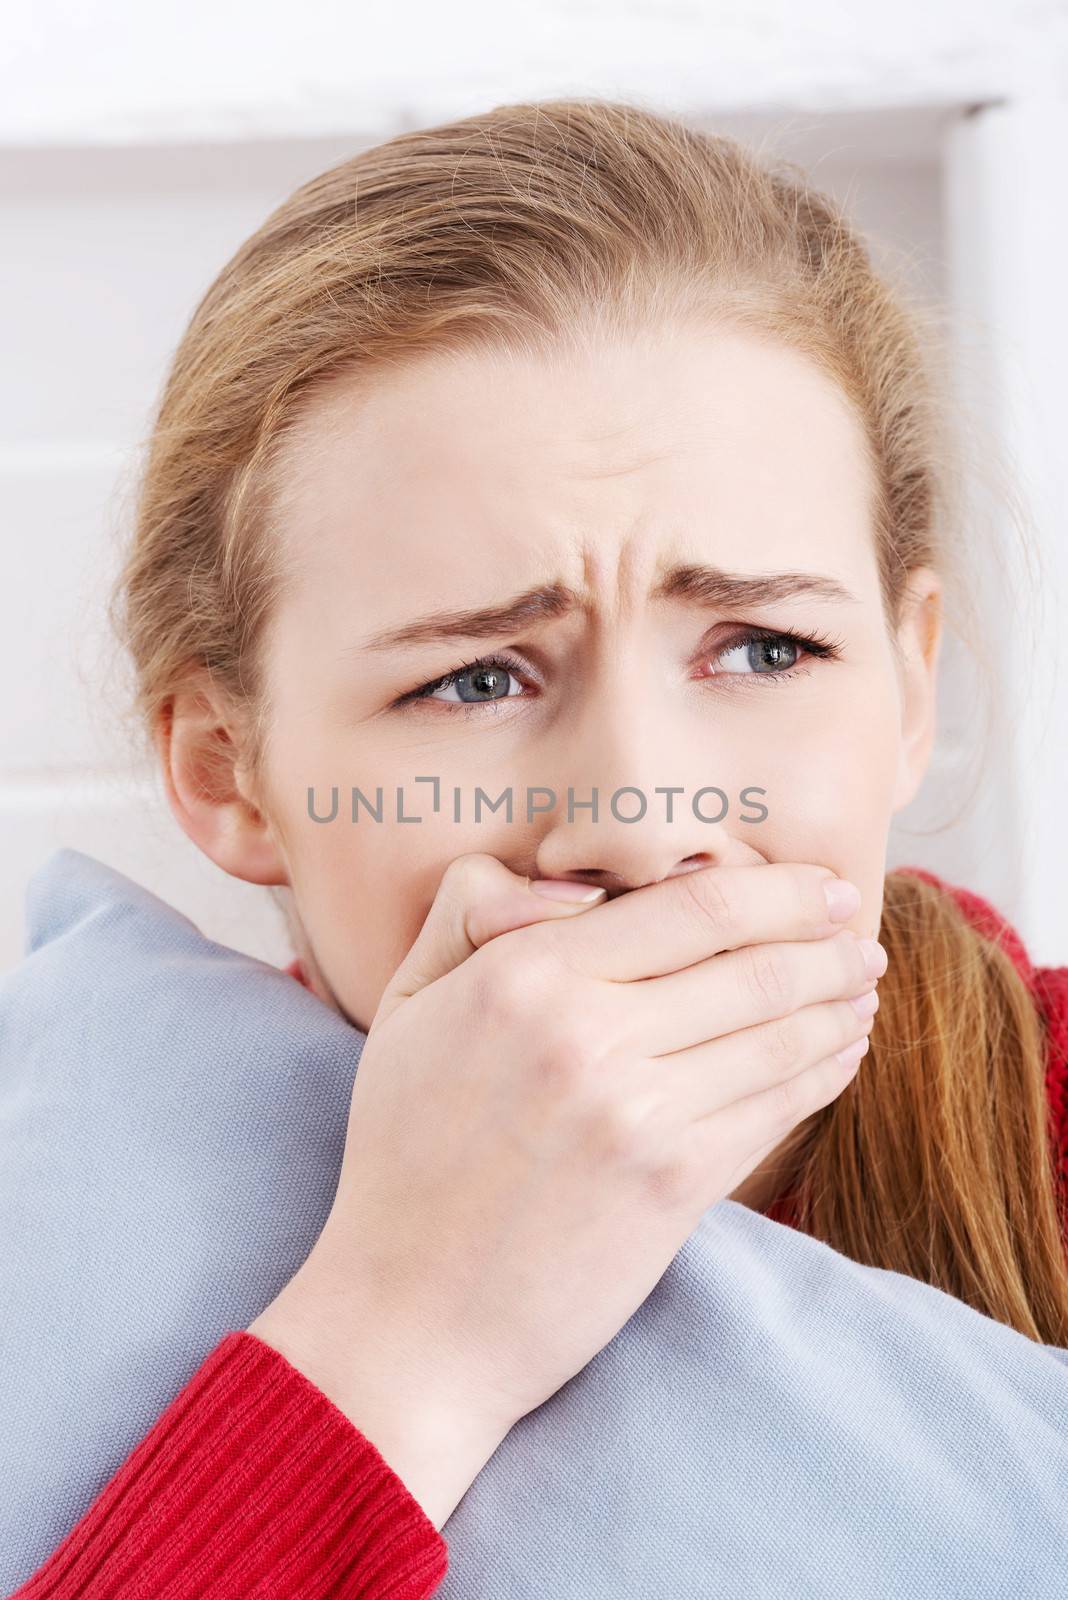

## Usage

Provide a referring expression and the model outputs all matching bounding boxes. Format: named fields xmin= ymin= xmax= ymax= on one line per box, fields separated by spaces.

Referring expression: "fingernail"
xmin=848 ymin=988 xmax=879 ymax=1019
xmin=857 ymin=938 xmax=888 ymax=980
xmin=529 ymin=879 xmax=607 ymax=902
xmin=824 ymin=879 xmax=861 ymax=921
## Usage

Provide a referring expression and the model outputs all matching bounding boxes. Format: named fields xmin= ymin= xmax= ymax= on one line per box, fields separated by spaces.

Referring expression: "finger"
xmin=620 ymin=927 xmax=885 ymax=1057
xmin=375 ymin=854 xmax=606 ymax=1025
xmin=688 ymin=1039 xmax=866 ymax=1184
xmin=542 ymin=861 xmax=861 ymax=983
xmin=651 ymin=988 xmax=877 ymax=1120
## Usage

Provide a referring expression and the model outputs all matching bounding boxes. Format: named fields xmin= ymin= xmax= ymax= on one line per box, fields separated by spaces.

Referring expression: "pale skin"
xmin=159 ymin=318 xmax=942 ymax=1527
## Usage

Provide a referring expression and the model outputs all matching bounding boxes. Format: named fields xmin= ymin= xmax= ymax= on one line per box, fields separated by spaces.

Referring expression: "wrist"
xmin=247 ymin=1244 xmax=509 ymax=1529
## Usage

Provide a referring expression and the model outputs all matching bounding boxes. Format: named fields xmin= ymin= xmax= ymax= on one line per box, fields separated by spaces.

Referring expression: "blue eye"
xmin=699 ymin=628 xmax=843 ymax=683
xmin=395 ymin=650 xmax=532 ymax=711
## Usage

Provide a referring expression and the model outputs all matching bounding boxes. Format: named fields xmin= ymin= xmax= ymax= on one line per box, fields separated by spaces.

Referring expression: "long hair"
xmin=781 ymin=867 xmax=1067 ymax=1343
xmin=107 ymin=96 xmax=1068 ymax=1343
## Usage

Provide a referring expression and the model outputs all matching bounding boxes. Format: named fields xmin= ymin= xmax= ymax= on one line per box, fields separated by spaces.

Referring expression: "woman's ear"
xmin=154 ymin=670 xmax=289 ymax=887
xmin=892 ymin=565 xmax=944 ymax=813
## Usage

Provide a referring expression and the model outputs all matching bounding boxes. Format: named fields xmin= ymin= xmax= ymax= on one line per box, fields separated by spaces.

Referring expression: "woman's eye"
xmin=697 ymin=628 xmax=842 ymax=682
xmin=708 ymin=632 xmax=801 ymax=676
xmin=399 ymin=652 xmax=530 ymax=710
xmin=432 ymin=662 xmax=522 ymax=703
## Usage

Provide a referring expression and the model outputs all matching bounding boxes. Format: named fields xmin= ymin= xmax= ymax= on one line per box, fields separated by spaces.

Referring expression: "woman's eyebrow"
xmin=357 ymin=565 xmax=859 ymax=654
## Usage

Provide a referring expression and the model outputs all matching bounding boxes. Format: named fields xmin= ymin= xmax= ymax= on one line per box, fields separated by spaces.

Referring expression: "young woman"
xmin=11 ymin=95 xmax=1067 ymax=1597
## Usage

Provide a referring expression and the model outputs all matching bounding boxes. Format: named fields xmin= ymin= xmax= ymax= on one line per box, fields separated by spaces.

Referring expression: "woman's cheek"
xmin=759 ymin=731 xmax=896 ymax=930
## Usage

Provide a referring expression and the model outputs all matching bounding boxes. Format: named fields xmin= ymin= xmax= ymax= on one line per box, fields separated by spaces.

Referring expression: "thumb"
xmin=374 ymin=853 xmax=606 ymax=1026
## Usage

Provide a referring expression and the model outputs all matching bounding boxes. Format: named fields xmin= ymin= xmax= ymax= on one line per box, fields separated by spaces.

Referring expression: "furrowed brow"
xmin=652 ymin=564 xmax=859 ymax=607
xmin=358 ymin=583 xmax=579 ymax=652
xmin=355 ymin=563 xmax=858 ymax=655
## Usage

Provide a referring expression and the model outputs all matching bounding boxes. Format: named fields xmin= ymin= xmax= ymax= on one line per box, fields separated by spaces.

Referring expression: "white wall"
xmin=1 ymin=2 xmax=1065 ymax=970
xmin=0 ymin=1 xmax=1046 ymax=146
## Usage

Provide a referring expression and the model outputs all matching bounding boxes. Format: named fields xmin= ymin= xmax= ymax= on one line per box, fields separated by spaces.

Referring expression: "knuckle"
xmin=537 ymin=1005 xmax=602 ymax=1090
xmin=471 ymin=935 xmax=551 ymax=1024
xmin=831 ymin=927 xmax=866 ymax=989
xmin=762 ymin=1011 xmax=802 ymax=1072
xmin=834 ymin=995 xmax=873 ymax=1042
xmin=593 ymin=1093 xmax=646 ymax=1162
xmin=517 ymin=919 xmax=575 ymax=985
xmin=441 ymin=851 xmax=498 ymax=904
xmin=765 ymin=1052 xmax=848 ymax=1133
xmin=537 ymin=1030 xmax=585 ymax=1095
xmin=799 ymin=865 xmax=832 ymax=927
xmin=676 ymin=867 xmax=734 ymax=941
xmin=824 ymin=928 xmax=856 ymax=985
xmin=472 ymin=930 xmax=606 ymax=1087
xmin=590 ymin=1088 xmax=662 ymax=1168
xmin=588 ymin=1092 xmax=692 ymax=1209
xmin=764 ymin=1067 xmax=810 ymax=1131
xmin=741 ymin=944 xmax=793 ymax=1014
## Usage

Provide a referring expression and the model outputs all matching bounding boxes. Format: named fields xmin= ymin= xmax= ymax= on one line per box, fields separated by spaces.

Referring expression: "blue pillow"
xmin=2 ymin=847 xmax=1066 ymax=1597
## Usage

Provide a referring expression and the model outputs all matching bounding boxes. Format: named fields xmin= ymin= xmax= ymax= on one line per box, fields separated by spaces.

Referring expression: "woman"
xmin=11 ymin=94 xmax=1068 ymax=1596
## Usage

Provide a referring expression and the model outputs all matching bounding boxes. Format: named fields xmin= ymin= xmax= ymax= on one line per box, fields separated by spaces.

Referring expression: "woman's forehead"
xmin=290 ymin=323 xmax=868 ymax=482
xmin=273 ymin=326 xmax=878 ymax=613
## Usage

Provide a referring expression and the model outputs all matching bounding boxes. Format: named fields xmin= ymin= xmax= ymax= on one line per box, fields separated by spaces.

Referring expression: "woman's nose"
xmin=526 ymin=668 xmax=768 ymax=894
xmin=532 ymin=818 xmax=766 ymax=899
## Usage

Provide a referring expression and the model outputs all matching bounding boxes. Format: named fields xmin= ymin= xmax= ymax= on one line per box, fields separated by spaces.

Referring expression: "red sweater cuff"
xmin=13 ymin=1329 xmax=449 ymax=1599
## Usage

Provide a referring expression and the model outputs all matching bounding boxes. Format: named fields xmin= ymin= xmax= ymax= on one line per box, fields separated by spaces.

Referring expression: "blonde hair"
xmin=108 ymin=97 xmax=1068 ymax=1342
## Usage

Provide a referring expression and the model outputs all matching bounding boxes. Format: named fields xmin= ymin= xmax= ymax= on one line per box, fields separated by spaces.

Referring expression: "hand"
xmin=251 ymin=854 xmax=883 ymax=1527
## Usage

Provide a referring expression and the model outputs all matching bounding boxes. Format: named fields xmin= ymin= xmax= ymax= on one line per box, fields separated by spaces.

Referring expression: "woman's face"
xmin=180 ymin=321 xmax=942 ymax=1031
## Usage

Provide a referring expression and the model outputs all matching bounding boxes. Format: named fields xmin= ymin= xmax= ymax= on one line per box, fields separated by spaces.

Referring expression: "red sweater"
xmin=11 ymin=869 xmax=1068 ymax=1599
